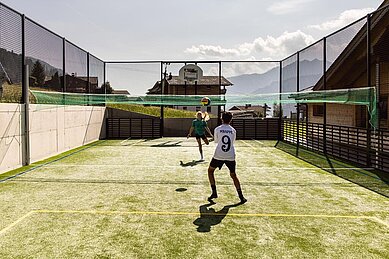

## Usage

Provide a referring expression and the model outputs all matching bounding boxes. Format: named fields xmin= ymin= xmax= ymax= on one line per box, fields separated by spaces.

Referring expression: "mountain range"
xmin=227 ymin=59 xmax=332 ymax=95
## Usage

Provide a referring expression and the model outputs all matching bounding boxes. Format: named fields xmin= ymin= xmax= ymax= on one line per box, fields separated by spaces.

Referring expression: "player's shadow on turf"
xmin=179 ymin=160 xmax=205 ymax=167
xmin=193 ymin=202 xmax=241 ymax=233
xmin=151 ymin=141 xmax=182 ymax=147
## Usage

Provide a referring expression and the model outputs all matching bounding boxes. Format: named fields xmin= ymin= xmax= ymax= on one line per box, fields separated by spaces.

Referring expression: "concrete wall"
xmin=0 ymin=104 xmax=106 ymax=174
xmin=0 ymin=103 xmax=23 ymax=173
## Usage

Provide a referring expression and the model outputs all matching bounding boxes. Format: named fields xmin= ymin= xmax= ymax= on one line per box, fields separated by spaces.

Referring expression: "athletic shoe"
xmin=207 ymin=193 xmax=218 ymax=202
xmin=239 ymin=197 xmax=247 ymax=204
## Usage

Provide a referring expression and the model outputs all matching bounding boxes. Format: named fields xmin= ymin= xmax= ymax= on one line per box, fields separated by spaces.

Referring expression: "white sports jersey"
xmin=212 ymin=124 xmax=236 ymax=161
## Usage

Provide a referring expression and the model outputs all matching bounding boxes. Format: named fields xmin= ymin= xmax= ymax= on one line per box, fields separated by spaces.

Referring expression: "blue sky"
xmin=1 ymin=0 xmax=383 ymax=61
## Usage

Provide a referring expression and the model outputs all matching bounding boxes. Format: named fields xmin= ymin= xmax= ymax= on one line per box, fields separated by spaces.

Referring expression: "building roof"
xmin=167 ymin=76 xmax=232 ymax=86
xmin=77 ymin=76 xmax=99 ymax=85
xmin=229 ymin=105 xmax=265 ymax=112
xmin=147 ymin=76 xmax=232 ymax=94
xmin=229 ymin=110 xmax=260 ymax=118
xmin=112 ymin=89 xmax=130 ymax=95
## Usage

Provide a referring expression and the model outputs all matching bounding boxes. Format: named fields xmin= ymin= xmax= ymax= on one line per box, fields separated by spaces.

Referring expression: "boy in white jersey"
xmin=207 ymin=112 xmax=247 ymax=204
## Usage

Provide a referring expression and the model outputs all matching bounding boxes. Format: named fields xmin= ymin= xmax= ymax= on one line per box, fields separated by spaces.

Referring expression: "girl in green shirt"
xmin=187 ymin=111 xmax=213 ymax=161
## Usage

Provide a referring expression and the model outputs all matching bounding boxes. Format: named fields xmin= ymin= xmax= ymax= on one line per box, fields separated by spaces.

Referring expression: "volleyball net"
xmin=31 ymin=87 xmax=377 ymax=128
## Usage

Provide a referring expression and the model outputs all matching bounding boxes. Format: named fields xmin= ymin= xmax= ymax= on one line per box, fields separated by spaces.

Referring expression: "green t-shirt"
xmin=192 ymin=119 xmax=207 ymax=135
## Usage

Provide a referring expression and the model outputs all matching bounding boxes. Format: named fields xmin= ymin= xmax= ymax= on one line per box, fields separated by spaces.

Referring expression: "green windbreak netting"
xmin=31 ymin=87 xmax=377 ymax=128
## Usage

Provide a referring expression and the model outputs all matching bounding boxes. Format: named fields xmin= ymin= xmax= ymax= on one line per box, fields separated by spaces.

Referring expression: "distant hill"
xmin=227 ymin=59 xmax=331 ymax=95
xmin=227 ymin=66 xmax=279 ymax=94
xmin=0 ymin=48 xmax=23 ymax=83
xmin=0 ymin=47 xmax=63 ymax=84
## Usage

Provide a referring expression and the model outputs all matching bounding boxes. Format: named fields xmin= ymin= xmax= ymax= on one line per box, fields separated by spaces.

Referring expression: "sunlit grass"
xmin=108 ymin=103 xmax=216 ymax=118
xmin=0 ymin=139 xmax=387 ymax=258
xmin=0 ymin=83 xmax=37 ymax=103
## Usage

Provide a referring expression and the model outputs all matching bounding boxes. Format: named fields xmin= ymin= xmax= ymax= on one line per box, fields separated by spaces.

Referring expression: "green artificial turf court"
xmin=0 ymin=138 xmax=388 ymax=258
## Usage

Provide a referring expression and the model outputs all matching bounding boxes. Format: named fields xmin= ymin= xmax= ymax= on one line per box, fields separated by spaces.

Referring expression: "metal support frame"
xmin=21 ymin=15 xmax=30 ymax=165
xmin=218 ymin=61 xmax=222 ymax=125
xmin=366 ymin=14 xmax=372 ymax=167
xmin=323 ymin=37 xmax=327 ymax=153
xmin=62 ymin=37 xmax=66 ymax=92
xmin=103 ymin=62 xmax=106 ymax=106
xmin=278 ymin=61 xmax=282 ymax=141
xmin=22 ymin=64 xmax=30 ymax=166
xmin=87 ymin=52 xmax=90 ymax=94
xmin=160 ymin=62 xmax=164 ymax=137
xmin=296 ymin=52 xmax=300 ymax=156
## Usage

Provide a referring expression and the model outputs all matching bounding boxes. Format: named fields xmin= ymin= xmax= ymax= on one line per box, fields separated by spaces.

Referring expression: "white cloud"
xmin=267 ymin=0 xmax=316 ymax=15
xmin=184 ymin=45 xmax=240 ymax=57
xmin=309 ymin=8 xmax=374 ymax=31
xmin=185 ymin=30 xmax=315 ymax=60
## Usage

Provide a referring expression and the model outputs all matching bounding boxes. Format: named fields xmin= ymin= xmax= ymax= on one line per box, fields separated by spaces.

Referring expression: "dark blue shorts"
xmin=210 ymin=158 xmax=236 ymax=172
xmin=195 ymin=134 xmax=207 ymax=140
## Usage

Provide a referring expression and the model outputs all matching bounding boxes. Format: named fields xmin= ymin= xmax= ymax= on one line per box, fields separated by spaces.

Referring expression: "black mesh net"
xmin=88 ymin=54 xmax=104 ymax=94
xmin=25 ymin=18 xmax=63 ymax=93
xmin=281 ymin=54 xmax=298 ymax=120
xmin=0 ymin=4 xmax=22 ymax=103
xmin=65 ymin=40 xmax=87 ymax=93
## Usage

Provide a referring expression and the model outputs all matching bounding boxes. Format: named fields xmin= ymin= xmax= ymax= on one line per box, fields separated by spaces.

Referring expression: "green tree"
xmin=31 ymin=61 xmax=45 ymax=87
xmin=101 ymin=82 xmax=113 ymax=94
xmin=273 ymin=103 xmax=281 ymax=118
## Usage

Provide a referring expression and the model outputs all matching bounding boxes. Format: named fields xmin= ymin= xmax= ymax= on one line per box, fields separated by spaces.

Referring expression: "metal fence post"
xmin=323 ymin=37 xmax=327 ymax=154
xmin=103 ymin=61 xmax=106 ymax=106
xmin=86 ymin=53 xmax=90 ymax=106
xmin=218 ymin=61 xmax=222 ymax=126
xmin=367 ymin=14 xmax=372 ymax=168
xmin=62 ymin=37 xmax=66 ymax=92
xmin=296 ymin=52 xmax=300 ymax=156
xmin=21 ymin=14 xmax=25 ymax=101
xmin=160 ymin=62 xmax=164 ymax=137
xmin=278 ymin=61 xmax=282 ymax=141
xmin=22 ymin=64 xmax=30 ymax=166
xmin=21 ymin=14 xmax=30 ymax=166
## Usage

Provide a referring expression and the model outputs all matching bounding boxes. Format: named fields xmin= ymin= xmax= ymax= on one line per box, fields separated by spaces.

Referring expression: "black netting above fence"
xmin=89 ymin=55 xmax=104 ymax=94
xmin=299 ymin=40 xmax=323 ymax=92
xmin=106 ymin=62 xmax=160 ymax=95
xmin=0 ymin=4 xmax=22 ymax=103
xmin=65 ymin=40 xmax=87 ymax=93
xmin=281 ymin=55 xmax=298 ymax=119
xmin=222 ymin=62 xmax=279 ymax=95
xmin=25 ymin=18 xmax=63 ymax=91
xmin=325 ymin=18 xmax=368 ymax=91
xmin=326 ymin=19 xmax=366 ymax=68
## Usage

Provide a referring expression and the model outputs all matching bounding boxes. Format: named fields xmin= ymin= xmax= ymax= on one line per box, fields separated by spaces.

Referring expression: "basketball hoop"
xmin=179 ymin=64 xmax=203 ymax=84
xmin=185 ymin=78 xmax=197 ymax=85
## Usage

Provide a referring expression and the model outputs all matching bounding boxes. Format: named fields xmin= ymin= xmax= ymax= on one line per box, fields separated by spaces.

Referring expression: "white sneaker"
xmin=200 ymin=155 xmax=204 ymax=161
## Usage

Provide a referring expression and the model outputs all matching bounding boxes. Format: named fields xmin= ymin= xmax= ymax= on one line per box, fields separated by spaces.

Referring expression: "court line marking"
xmin=1 ymin=210 xmax=387 ymax=236
xmin=372 ymin=217 xmax=389 ymax=228
xmin=120 ymin=139 xmax=146 ymax=146
xmin=240 ymin=140 xmax=257 ymax=149
xmin=0 ymin=211 xmax=35 ymax=236
xmin=251 ymin=139 xmax=264 ymax=145
xmin=119 ymin=137 xmax=132 ymax=145
xmin=32 ymin=164 xmax=375 ymax=171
